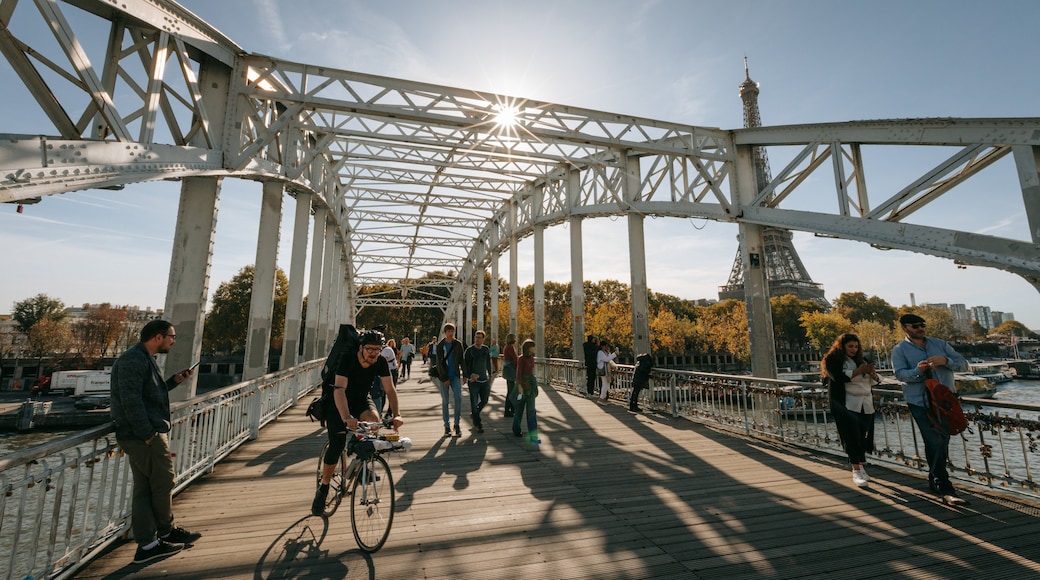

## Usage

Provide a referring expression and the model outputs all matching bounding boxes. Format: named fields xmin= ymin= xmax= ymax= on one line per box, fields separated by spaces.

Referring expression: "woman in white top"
xmin=822 ymin=333 xmax=878 ymax=487
xmin=596 ymin=340 xmax=618 ymax=404
xmin=381 ymin=339 xmax=400 ymax=386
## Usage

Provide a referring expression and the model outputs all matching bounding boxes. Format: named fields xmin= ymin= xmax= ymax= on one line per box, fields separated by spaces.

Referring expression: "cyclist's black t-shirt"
xmin=332 ymin=349 xmax=391 ymax=418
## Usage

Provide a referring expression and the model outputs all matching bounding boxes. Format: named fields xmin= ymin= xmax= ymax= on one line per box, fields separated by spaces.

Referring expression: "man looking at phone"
xmin=110 ymin=320 xmax=202 ymax=564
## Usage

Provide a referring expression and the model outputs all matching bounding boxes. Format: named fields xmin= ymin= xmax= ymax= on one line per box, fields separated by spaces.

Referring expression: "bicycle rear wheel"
xmin=316 ymin=441 xmax=347 ymax=517
xmin=350 ymin=454 xmax=395 ymax=552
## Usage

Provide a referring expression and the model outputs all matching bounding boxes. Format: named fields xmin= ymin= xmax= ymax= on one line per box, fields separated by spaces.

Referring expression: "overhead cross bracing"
xmin=2 ymin=0 xmax=1040 ymax=323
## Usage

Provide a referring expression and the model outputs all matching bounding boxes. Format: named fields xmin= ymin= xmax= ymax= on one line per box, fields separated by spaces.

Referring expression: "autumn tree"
xmin=74 ymin=303 xmax=129 ymax=363
xmin=833 ymin=292 xmax=897 ymax=327
xmin=770 ymin=294 xmax=823 ymax=349
xmin=852 ymin=319 xmax=903 ymax=366
xmin=990 ymin=320 xmax=1036 ymax=339
xmin=897 ymin=305 xmax=957 ymax=341
xmin=650 ymin=307 xmax=696 ymax=356
xmin=800 ymin=310 xmax=853 ymax=351
xmin=697 ymin=299 xmax=750 ymax=366
xmin=203 ymin=266 xmax=288 ymax=354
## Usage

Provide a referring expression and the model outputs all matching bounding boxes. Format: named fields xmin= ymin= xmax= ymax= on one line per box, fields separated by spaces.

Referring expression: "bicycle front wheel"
xmin=316 ymin=441 xmax=347 ymax=517
xmin=350 ymin=454 xmax=395 ymax=552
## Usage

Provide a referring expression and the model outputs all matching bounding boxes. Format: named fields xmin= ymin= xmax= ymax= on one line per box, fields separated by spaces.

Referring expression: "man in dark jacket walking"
xmin=110 ymin=320 xmax=201 ymax=564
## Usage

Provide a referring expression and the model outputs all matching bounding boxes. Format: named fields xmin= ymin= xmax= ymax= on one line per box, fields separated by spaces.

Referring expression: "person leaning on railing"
xmin=822 ymin=333 xmax=877 ymax=488
xmin=891 ymin=313 xmax=969 ymax=506
xmin=110 ymin=319 xmax=202 ymax=564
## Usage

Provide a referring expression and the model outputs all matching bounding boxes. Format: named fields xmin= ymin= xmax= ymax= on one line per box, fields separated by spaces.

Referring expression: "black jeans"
xmin=469 ymin=379 xmax=491 ymax=427
xmin=909 ymin=403 xmax=953 ymax=493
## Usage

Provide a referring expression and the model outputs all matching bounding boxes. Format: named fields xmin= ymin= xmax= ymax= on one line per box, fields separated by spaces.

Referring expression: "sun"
xmin=493 ymin=103 xmax=520 ymax=128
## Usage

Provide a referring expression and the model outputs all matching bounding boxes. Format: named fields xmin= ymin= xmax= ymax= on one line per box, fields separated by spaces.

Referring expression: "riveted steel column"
xmin=280 ymin=191 xmax=310 ymax=372
xmin=568 ymin=169 xmax=585 ymax=359
xmin=316 ymin=219 xmax=336 ymax=356
xmin=509 ymin=201 xmax=519 ymax=336
xmin=243 ymin=181 xmax=283 ymax=380
xmin=1013 ymin=145 xmax=1040 ymax=245
xmin=303 ymin=205 xmax=326 ymax=361
xmin=490 ymin=250 xmax=500 ymax=341
xmin=735 ymin=144 xmax=777 ymax=378
xmin=163 ymin=176 xmax=221 ymax=401
xmin=534 ymin=223 xmax=545 ymax=359
xmin=624 ymin=154 xmax=651 ymax=358
xmin=477 ymin=266 xmax=485 ymax=335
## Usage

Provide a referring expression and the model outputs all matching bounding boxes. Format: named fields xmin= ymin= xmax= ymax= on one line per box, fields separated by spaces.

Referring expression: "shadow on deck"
xmin=75 ymin=374 xmax=1040 ymax=579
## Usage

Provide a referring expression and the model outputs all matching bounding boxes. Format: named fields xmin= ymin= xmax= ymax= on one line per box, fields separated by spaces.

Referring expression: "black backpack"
xmin=306 ymin=324 xmax=361 ymax=425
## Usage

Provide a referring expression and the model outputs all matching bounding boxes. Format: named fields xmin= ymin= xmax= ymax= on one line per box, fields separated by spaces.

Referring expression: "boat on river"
xmin=968 ymin=362 xmax=1014 ymax=384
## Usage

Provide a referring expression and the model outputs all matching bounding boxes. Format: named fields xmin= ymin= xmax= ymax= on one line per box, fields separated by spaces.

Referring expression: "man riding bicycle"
xmin=313 ymin=329 xmax=404 ymax=515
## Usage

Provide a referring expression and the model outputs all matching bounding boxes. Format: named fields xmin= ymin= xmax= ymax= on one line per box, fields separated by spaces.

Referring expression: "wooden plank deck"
xmin=76 ymin=374 xmax=1040 ymax=579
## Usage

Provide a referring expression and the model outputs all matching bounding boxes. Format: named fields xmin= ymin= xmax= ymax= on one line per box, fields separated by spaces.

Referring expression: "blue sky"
xmin=1 ymin=0 xmax=1038 ymax=328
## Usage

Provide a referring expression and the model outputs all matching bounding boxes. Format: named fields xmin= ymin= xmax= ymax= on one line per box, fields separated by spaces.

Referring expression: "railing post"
xmin=249 ymin=383 xmax=262 ymax=440
xmin=669 ymin=374 xmax=678 ymax=418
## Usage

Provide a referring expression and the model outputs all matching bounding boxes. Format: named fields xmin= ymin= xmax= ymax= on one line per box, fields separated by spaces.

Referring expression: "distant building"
xmin=949 ymin=304 xmax=971 ymax=334
xmin=971 ymin=305 xmax=993 ymax=329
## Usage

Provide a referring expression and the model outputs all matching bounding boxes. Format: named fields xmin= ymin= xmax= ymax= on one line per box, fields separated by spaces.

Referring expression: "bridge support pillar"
xmin=490 ymin=250 xmax=500 ymax=342
xmin=569 ymin=169 xmax=585 ymax=359
xmin=316 ymin=219 xmax=336 ymax=355
xmin=509 ymin=201 xmax=519 ymax=337
xmin=735 ymin=145 xmax=777 ymax=378
xmin=244 ymin=181 xmax=283 ymax=380
xmin=303 ymin=206 xmax=327 ymax=361
xmin=624 ymin=155 xmax=651 ymax=359
xmin=281 ymin=191 xmax=311 ymax=372
xmin=163 ymin=176 xmax=221 ymax=402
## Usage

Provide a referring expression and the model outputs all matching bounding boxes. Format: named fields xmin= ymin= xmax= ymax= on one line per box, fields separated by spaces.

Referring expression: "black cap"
xmin=899 ymin=313 xmax=925 ymax=325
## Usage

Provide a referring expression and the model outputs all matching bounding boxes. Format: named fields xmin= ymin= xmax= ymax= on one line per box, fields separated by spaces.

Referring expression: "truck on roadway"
xmin=50 ymin=370 xmax=111 ymax=397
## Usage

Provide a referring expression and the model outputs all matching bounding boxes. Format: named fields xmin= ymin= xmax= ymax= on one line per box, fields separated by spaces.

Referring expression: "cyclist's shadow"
xmin=254 ymin=515 xmax=376 ymax=579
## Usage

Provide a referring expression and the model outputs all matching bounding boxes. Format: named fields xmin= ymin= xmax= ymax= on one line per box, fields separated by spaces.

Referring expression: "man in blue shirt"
xmin=891 ymin=313 xmax=969 ymax=505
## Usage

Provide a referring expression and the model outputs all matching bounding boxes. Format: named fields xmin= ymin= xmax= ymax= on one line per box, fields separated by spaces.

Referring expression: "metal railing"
xmin=539 ymin=358 xmax=1040 ymax=500
xmin=0 ymin=359 xmax=322 ymax=580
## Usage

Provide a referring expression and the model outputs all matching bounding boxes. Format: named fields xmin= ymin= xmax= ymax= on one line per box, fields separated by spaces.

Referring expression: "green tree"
xmin=27 ymin=318 xmax=72 ymax=359
xmin=770 ymin=294 xmax=823 ymax=349
xmin=833 ymin=292 xmax=897 ymax=327
xmin=203 ymin=266 xmax=288 ymax=354
xmin=12 ymin=293 xmax=66 ymax=334
xmin=800 ymin=310 xmax=853 ymax=351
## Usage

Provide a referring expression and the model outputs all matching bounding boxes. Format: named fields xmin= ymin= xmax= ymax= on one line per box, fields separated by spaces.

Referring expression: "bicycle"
xmin=314 ymin=420 xmax=412 ymax=552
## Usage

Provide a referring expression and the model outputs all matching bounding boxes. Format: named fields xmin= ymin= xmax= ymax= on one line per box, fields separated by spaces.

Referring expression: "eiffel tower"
xmin=718 ymin=59 xmax=830 ymax=308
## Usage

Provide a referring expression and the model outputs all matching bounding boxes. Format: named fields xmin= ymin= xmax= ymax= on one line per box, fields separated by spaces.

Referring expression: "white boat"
xmin=968 ymin=362 xmax=1014 ymax=384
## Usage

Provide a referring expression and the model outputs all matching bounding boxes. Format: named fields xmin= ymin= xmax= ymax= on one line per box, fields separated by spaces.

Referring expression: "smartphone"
xmin=188 ymin=360 xmax=201 ymax=371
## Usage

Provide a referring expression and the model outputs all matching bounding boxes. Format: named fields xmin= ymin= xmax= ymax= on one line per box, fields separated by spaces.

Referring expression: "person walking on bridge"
xmin=434 ymin=323 xmax=467 ymax=437
xmin=464 ymin=330 xmax=494 ymax=433
xmin=891 ymin=313 xmax=969 ymax=505
xmin=110 ymin=320 xmax=201 ymax=564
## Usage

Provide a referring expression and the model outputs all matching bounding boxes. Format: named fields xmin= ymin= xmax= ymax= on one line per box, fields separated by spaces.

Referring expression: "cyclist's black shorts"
xmin=323 ymin=392 xmax=377 ymax=464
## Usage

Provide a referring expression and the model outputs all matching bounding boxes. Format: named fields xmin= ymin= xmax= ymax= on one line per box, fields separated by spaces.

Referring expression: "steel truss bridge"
xmin=2 ymin=0 xmax=1039 ymax=389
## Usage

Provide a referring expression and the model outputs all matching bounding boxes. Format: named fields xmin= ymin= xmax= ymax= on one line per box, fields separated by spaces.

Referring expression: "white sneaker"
xmin=852 ymin=470 xmax=869 ymax=487
xmin=859 ymin=466 xmax=870 ymax=482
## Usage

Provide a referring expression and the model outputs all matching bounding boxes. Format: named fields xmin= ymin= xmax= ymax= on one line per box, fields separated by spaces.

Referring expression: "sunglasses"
xmin=908 ymin=323 xmax=926 ymax=329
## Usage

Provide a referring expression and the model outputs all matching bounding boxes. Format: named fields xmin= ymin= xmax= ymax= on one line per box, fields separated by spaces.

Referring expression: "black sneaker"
xmin=161 ymin=526 xmax=202 ymax=545
xmin=444 ymin=426 xmax=451 ymax=437
xmin=133 ymin=539 xmax=182 ymax=564
xmin=312 ymin=484 xmax=329 ymax=516
xmin=453 ymin=424 xmax=462 ymax=437
xmin=474 ymin=425 xmax=484 ymax=433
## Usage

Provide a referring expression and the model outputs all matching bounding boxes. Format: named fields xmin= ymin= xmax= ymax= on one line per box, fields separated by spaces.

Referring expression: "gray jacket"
xmin=110 ymin=343 xmax=178 ymax=441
